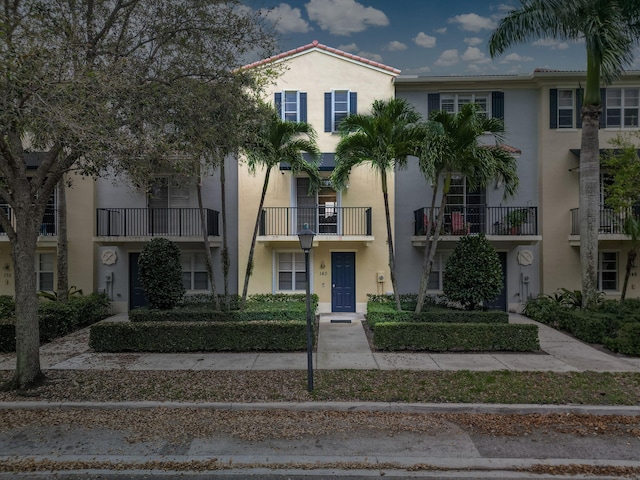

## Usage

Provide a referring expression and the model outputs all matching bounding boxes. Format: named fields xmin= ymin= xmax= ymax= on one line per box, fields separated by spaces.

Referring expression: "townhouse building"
xmin=240 ymin=41 xmax=398 ymax=313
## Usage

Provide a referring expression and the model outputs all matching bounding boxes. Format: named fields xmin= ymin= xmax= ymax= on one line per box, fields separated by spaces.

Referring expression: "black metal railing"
xmin=96 ymin=208 xmax=220 ymax=237
xmin=570 ymin=205 xmax=640 ymax=235
xmin=0 ymin=206 xmax=57 ymax=236
xmin=414 ymin=205 xmax=538 ymax=236
xmin=259 ymin=207 xmax=372 ymax=236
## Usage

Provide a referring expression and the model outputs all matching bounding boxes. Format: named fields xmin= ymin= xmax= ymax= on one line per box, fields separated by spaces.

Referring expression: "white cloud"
xmin=462 ymin=46 xmax=490 ymax=63
xmin=337 ymin=43 xmax=359 ymax=52
xmin=464 ymin=37 xmax=483 ymax=46
xmin=435 ymin=49 xmax=459 ymax=66
xmin=385 ymin=40 xmax=407 ymax=51
xmin=493 ymin=3 xmax=516 ymax=13
xmin=414 ymin=32 xmax=436 ymax=48
xmin=306 ymin=0 xmax=388 ymax=35
xmin=449 ymin=13 xmax=497 ymax=32
xmin=403 ymin=65 xmax=431 ymax=75
xmin=261 ymin=3 xmax=311 ymax=34
xmin=500 ymin=52 xmax=534 ymax=63
xmin=532 ymin=38 xmax=569 ymax=50
xmin=434 ymin=27 xmax=447 ymax=34
xmin=357 ymin=50 xmax=383 ymax=62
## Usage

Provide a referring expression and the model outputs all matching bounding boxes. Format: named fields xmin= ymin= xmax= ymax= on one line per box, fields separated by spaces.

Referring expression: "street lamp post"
xmin=297 ymin=223 xmax=315 ymax=392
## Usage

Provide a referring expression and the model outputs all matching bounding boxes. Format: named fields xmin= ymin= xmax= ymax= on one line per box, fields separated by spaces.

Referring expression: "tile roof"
xmin=242 ymin=40 xmax=401 ymax=75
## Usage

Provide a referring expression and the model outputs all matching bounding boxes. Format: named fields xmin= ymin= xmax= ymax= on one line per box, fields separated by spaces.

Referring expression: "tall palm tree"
xmin=488 ymin=0 xmax=640 ymax=308
xmin=240 ymin=106 xmax=321 ymax=309
xmin=332 ymin=98 xmax=423 ymax=311
xmin=415 ymin=103 xmax=519 ymax=313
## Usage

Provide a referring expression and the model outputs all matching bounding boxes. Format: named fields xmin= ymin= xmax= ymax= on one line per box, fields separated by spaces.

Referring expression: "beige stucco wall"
xmin=539 ymin=79 xmax=640 ymax=298
xmin=238 ymin=49 xmax=397 ymax=312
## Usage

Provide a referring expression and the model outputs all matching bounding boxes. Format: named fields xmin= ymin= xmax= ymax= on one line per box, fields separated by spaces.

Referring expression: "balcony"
xmin=412 ymin=205 xmax=540 ymax=246
xmin=0 ymin=206 xmax=57 ymax=243
xmin=569 ymin=205 xmax=640 ymax=244
xmin=258 ymin=206 xmax=373 ymax=245
xmin=95 ymin=208 xmax=220 ymax=245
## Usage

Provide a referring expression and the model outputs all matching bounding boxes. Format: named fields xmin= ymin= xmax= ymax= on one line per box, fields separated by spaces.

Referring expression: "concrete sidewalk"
xmin=1 ymin=312 xmax=639 ymax=373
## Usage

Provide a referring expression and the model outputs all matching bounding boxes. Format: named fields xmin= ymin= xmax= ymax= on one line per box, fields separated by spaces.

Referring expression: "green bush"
xmin=90 ymin=320 xmax=309 ymax=352
xmin=373 ymin=322 xmax=539 ymax=352
xmin=0 ymin=295 xmax=15 ymax=318
xmin=443 ymin=233 xmax=503 ymax=310
xmin=366 ymin=293 xmax=445 ymax=311
xmin=0 ymin=317 xmax=15 ymax=352
xmin=367 ymin=302 xmax=508 ymax=326
xmin=138 ymin=238 xmax=185 ymax=310
xmin=608 ymin=323 xmax=640 ymax=355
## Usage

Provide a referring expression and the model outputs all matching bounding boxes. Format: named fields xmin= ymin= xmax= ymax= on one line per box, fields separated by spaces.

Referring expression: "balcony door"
xmin=148 ymin=177 xmax=189 ymax=235
xmin=295 ymin=178 xmax=339 ymax=234
xmin=448 ymin=177 xmax=485 ymax=234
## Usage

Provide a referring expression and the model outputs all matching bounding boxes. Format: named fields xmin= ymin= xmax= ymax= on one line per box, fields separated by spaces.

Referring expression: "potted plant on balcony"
xmin=505 ymin=208 xmax=528 ymax=235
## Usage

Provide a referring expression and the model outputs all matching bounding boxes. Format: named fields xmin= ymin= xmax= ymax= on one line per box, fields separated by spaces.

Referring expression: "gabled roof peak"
xmin=243 ymin=40 xmax=401 ymax=75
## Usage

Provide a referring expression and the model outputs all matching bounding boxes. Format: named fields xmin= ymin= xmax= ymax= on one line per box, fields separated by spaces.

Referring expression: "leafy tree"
xmin=138 ymin=238 xmax=185 ymax=310
xmin=602 ymin=134 xmax=640 ymax=300
xmin=443 ymin=234 xmax=503 ymax=311
xmin=332 ymin=98 xmax=424 ymax=311
xmin=489 ymin=0 xmax=640 ymax=308
xmin=415 ymin=103 xmax=518 ymax=313
xmin=240 ymin=106 xmax=321 ymax=310
xmin=0 ymin=0 xmax=275 ymax=390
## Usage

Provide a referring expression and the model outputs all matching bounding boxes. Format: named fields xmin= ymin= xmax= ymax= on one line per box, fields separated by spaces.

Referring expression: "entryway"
xmin=331 ymin=252 xmax=355 ymax=312
xmin=485 ymin=251 xmax=507 ymax=311
xmin=129 ymin=252 xmax=148 ymax=310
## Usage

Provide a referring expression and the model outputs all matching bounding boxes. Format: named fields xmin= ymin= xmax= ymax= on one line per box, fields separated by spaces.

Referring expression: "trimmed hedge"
xmin=0 ymin=293 xmax=111 ymax=352
xmin=367 ymin=302 xmax=508 ymax=326
xmin=90 ymin=320 xmax=309 ymax=352
xmin=373 ymin=322 xmax=540 ymax=352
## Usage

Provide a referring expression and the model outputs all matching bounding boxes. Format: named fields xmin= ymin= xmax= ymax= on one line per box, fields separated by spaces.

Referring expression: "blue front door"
xmin=332 ymin=252 xmax=355 ymax=312
xmin=129 ymin=253 xmax=148 ymax=310
xmin=485 ymin=252 xmax=507 ymax=311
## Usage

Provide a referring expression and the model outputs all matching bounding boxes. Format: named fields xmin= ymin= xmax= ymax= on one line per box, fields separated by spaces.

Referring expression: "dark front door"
xmin=129 ymin=252 xmax=148 ymax=310
xmin=486 ymin=252 xmax=507 ymax=311
xmin=331 ymin=252 xmax=355 ymax=312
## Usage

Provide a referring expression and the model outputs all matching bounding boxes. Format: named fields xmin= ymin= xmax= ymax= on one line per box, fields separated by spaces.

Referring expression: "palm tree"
xmin=415 ymin=103 xmax=519 ymax=313
xmin=332 ymin=98 xmax=423 ymax=311
xmin=240 ymin=106 xmax=321 ymax=309
xmin=488 ymin=0 xmax=640 ymax=308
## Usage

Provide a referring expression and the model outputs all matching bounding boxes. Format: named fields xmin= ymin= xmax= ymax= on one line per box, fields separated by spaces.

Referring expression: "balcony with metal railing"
xmin=0 ymin=206 xmax=57 ymax=242
xmin=569 ymin=205 xmax=640 ymax=243
xmin=95 ymin=208 xmax=220 ymax=244
xmin=258 ymin=206 xmax=373 ymax=244
xmin=412 ymin=205 xmax=540 ymax=246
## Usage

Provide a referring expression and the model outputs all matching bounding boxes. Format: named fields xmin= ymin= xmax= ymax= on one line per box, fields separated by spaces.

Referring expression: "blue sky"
xmin=248 ymin=0 xmax=619 ymax=76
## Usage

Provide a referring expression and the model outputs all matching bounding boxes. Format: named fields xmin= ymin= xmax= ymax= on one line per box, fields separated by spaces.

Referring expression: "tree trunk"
xmin=240 ymin=167 xmax=271 ymax=310
xmin=56 ymin=178 xmax=68 ymax=303
xmin=381 ymin=171 xmax=401 ymax=311
xmin=197 ymin=171 xmax=219 ymax=311
xmin=220 ymin=158 xmax=230 ymax=311
xmin=580 ymin=103 xmax=601 ymax=309
xmin=7 ymin=219 xmax=43 ymax=390
xmin=621 ymin=249 xmax=636 ymax=301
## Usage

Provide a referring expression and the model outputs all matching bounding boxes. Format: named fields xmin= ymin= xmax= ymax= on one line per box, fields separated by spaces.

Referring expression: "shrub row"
xmin=524 ymin=296 xmax=640 ymax=355
xmin=90 ymin=320 xmax=309 ymax=352
xmin=367 ymin=302 xmax=508 ymax=326
xmin=373 ymin=322 xmax=540 ymax=352
xmin=0 ymin=293 xmax=111 ymax=352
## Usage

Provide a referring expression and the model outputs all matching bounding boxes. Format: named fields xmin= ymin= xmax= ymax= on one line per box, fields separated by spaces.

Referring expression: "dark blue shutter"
xmin=491 ymin=91 xmax=504 ymax=120
xmin=575 ymin=88 xmax=583 ymax=128
xmin=274 ymin=92 xmax=282 ymax=119
xmin=349 ymin=92 xmax=357 ymax=114
xmin=600 ymin=88 xmax=607 ymax=128
xmin=549 ymin=88 xmax=558 ymax=129
xmin=300 ymin=92 xmax=307 ymax=123
xmin=324 ymin=92 xmax=332 ymax=132
xmin=427 ymin=93 xmax=440 ymax=115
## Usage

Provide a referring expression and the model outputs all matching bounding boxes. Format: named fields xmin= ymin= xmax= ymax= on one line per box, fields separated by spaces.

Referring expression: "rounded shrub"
xmin=611 ymin=322 xmax=640 ymax=356
xmin=443 ymin=233 xmax=502 ymax=310
xmin=138 ymin=238 xmax=185 ymax=310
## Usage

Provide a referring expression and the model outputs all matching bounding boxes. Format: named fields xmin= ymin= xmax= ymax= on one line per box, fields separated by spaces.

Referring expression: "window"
xmin=275 ymin=91 xmax=307 ymax=122
xmin=606 ymin=88 xmax=640 ymax=128
xmin=181 ymin=253 xmax=208 ymax=291
xmin=557 ymin=89 xmax=574 ymax=128
xmin=440 ymin=93 xmax=489 ymax=117
xmin=277 ymin=252 xmax=306 ymax=291
xmin=599 ymin=251 xmax=618 ymax=291
xmin=324 ymin=91 xmax=357 ymax=132
xmin=427 ymin=253 xmax=448 ymax=291
xmin=296 ymin=177 xmax=339 ymax=234
xmin=36 ymin=253 xmax=54 ymax=291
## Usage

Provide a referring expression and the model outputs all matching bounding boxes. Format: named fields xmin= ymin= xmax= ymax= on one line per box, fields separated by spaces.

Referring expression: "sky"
xmin=247 ymin=0 xmax=639 ymax=76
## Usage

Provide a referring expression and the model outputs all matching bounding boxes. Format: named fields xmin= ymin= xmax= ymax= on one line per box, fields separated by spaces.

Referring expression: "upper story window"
xmin=557 ymin=89 xmax=575 ymax=128
xmin=275 ymin=91 xmax=307 ymax=123
xmin=441 ymin=94 xmax=489 ymax=117
xmin=605 ymin=88 xmax=639 ymax=128
xmin=324 ymin=90 xmax=357 ymax=132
